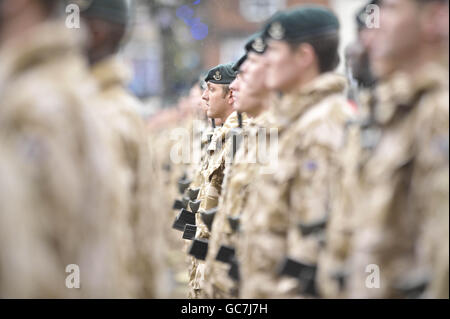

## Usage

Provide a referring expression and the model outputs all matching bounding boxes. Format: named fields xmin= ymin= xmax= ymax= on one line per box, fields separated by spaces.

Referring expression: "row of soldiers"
xmin=154 ymin=1 xmax=449 ymax=299
xmin=0 ymin=0 xmax=166 ymax=298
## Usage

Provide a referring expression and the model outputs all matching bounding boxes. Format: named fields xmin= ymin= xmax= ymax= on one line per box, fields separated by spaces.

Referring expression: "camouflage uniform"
xmin=344 ymin=63 xmax=449 ymax=298
xmin=204 ymin=110 xmax=275 ymax=298
xmin=187 ymin=122 xmax=218 ymax=298
xmin=189 ymin=111 xmax=243 ymax=298
xmin=239 ymin=73 xmax=352 ymax=298
xmin=0 ymin=21 xmax=125 ymax=298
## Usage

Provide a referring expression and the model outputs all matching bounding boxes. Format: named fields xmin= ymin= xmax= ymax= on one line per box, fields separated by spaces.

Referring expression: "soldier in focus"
xmin=188 ymin=63 xmax=245 ymax=298
xmin=203 ymin=34 xmax=276 ymax=299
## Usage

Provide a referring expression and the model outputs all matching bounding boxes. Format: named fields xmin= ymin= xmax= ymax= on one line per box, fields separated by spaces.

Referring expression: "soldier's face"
xmin=239 ymin=52 xmax=268 ymax=116
xmin=369 ymin=0 xmax=424 ymax=78
xmin=202 ymin=82 xmax=232 ymax=119
xmin=264 ymin=39 xmax=303 ymax=93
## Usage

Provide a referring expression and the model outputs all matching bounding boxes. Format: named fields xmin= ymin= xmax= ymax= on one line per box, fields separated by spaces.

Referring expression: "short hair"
xmin=288 ymin=32 xmax=340 ymax=73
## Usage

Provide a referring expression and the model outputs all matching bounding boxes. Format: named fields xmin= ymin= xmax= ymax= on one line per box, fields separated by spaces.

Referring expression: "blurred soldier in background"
xmin=345 ymin=0 xmax=379 ymax=111
xmin=238 ymin=5 xmax=355 ymax=299
xmin=81 ymin=0 xmax=165 ymax=298
xmin=0 ymin=0 xmax=125 ymax=297
xmin=147 ymin=104 xmax=188 ymax=298
xmin=344 ymin=0 xmax=449 ymax=298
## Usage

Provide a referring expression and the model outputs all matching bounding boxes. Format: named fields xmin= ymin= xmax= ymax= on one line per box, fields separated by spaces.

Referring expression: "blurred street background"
xmin=122 ymin=0 xmax=366 ymax=115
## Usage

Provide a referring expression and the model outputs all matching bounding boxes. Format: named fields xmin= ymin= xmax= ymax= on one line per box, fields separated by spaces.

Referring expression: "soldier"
xmin=187 ymin=63 xmax=246 ymax=298
xmin=317 ymin=1 xmax=381 ymax=299
xmin=203 ymin=34 xmax=279 ymax=298
xmin=166 ymin=80 xmax=210 ymax=298
xmin=80 ymin=0 xmax=165 ymax=298
xmin=238 ymin=5 xmax=354 ymax=298
xmin=342 ymin=0 xmax=449 ymax=298
xmin=0 ymin=0 xmax=125 ymax=297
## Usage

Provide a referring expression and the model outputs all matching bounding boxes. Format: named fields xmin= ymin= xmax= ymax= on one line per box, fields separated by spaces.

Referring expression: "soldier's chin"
xmin=265 ymin=78 xmax=282 ymax=92
xmin=233 ymin=102 xmax=243 ymax=112
xmin=372 ymin=60 xmax=395 ymax=80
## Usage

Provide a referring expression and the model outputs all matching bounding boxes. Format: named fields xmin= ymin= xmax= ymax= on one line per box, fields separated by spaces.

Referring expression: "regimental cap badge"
xmin=268 ymin=21 xmax=285 ymax=40
xmin=252 ymin=37 xmax=265 ymax=53
xmin=213 ymin=71 xmax=222 ymax=81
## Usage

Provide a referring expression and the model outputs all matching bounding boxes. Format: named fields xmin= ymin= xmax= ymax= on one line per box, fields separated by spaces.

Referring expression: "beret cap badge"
xmin=205 ymin=63 xmax=236 ymax=84
xmin=213 ymin=71 xmax=222 ymax=81
xmin=252 ymin=37 xmax=265 ymax=53
xmin=268 ymin=22 xmax=285 ymax=40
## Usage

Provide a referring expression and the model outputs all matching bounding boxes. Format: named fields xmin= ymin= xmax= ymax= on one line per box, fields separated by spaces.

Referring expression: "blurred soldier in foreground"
xmin=317 ymin=0 xmax=381 ymax=298
xmin=81 ymin=0 xmax=165 ymax=298
xmin=345 ymin=0 xmax=449 ymax=298
xmin=0 ymin=0 xmax=125 ymax=297
xmin=238 ymin=5 xmax=354 ymax=298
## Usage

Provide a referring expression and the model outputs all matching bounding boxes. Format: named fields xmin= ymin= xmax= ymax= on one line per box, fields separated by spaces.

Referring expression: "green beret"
xmin=81 ymin=0 xmax=129 ymax=25
xmin=66 ymin=0 xmax=92 ymax=10
xmin=356 ymin=0 xmax=380 ymax=29
xmin=232 ymin=54 xmax=248 ymax=72
xmin=245 ymin=33 xmax=267 ymax=55
xmin=263 ymin=5 xmax=340 ymax=43
xmin=204 ymin=63 xmax=236 ymax=85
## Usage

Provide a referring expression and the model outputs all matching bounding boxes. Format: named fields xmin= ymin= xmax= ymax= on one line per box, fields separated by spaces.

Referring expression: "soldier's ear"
xmin=227 ymin=89 xmax=234 ymax=105
xmin=297 ymin=43 xmax=315 ymax=67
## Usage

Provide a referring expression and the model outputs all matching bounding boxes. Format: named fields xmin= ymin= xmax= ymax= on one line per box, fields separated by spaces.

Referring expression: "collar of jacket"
xmin=254 ymin=107 xmax=278 ymax=129
xmin=373 ymin=62 xmax=448 ymax=126
xmin=0 ymin=20 xmax=88 ymax=90
xmin=275 ymin=73 xmax=346 ymax=132
xmin=207 ymin=111 xmax=241 ymax=154
xmin=91 ymin=56 xmax=132 ymax=91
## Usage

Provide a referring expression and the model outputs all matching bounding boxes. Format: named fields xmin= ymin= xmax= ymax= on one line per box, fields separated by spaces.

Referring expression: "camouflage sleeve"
xmin=239 ymin=168 xmax=292 ymax=299
xmin=283 ymin=123 xmax=346 ymax=297
xmin=413 ymin=93 xmax=449 ymax=298
xmin=197 ymin=161 xmax=225 ymax=239
xmin=318 ymin=125 xmax=361 ymax=298
xmin=349 ymin=93 xmax=449 ymax=299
